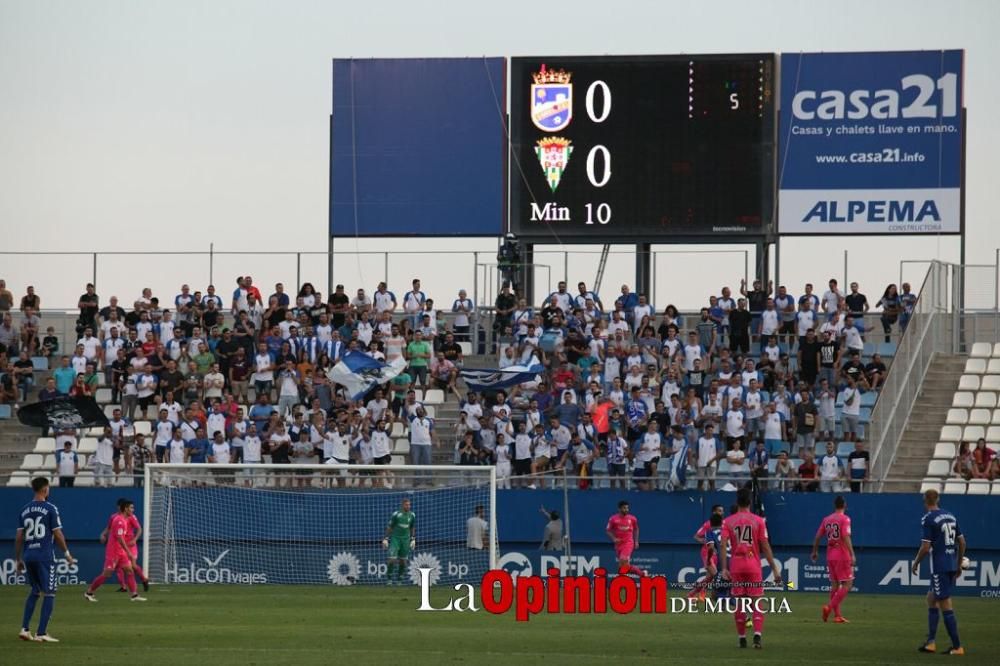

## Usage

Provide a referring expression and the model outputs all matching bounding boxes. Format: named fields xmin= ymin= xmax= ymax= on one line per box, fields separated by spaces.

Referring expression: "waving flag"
xmin=17 ymin=396 xmax=109 ymax=429
xmin=327 ymin=353 xmax=406 ymax=401
xmin=459 ymin=357 xmax=544 ymax=393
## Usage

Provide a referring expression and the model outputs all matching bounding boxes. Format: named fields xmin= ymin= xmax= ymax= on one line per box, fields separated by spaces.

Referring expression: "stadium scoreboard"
xmin=509 ymin=54 xmax=775 ymax=240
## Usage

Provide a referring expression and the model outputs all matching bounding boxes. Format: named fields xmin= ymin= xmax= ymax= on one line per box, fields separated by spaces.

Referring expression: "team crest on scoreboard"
xmin=531 ymin=64 xmax=573 ymax=132
xmin=535 ymin=137 xmax=573 ymax=192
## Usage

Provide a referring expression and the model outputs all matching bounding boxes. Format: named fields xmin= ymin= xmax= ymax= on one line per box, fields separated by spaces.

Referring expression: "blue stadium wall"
xmin=0 ymin=489 xmax=997 ymax=596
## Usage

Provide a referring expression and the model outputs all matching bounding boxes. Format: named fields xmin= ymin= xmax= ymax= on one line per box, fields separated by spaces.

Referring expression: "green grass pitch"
xmin=1 ymin=586 xmax=995 ymax=664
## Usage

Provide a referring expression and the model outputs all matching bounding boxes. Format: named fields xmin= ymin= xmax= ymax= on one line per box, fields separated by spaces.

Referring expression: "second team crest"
xmin=531 ymin=64 xmax=573 ymax=132
xmin=535 ymin=138 xmax=573 ymax=192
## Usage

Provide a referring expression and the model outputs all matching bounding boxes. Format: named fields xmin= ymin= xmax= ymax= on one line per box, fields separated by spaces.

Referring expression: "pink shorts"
xmin=729 ymin=561 xmax=764 ymax=597
xmin=104 ymin=551 xmax=130 ymax=572
xmin=615 ymin=543 xmax=634 ymax=562
xmin=700 ymin=546 xmax=711 ymax=568
xmin=828 ymin=558 xmax=854 ymax=583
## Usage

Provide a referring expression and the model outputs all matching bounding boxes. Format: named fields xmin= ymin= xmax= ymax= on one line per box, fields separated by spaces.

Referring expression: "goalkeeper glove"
xmin=409 ymin=539 xmax=416 ymax=550
xmin=381 ymin=538 xmax=389 ymax=549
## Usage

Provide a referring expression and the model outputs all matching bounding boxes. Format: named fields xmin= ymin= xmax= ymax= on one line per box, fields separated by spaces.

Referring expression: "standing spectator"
xmin=696 ymin=423 xmax=720 ymax=491
xmin=797 ymin=450 xmax=819 ymax=492
xmin=797 ymin=328 xmax=821 ymax=387
xmin=275 ymin=360 xmax=301 ymax=417
xmin=20 ymin=307 xmax=41 ymax=354
xmin=494 ymin=284 xmax=516 ymax=334
xmin=821 ymin=279 xmax=844 ymax=319
xmin=55 ymin=440 xmax=79 ymax=487
xmin=839 ymin=376 xmax=863 ymax=442
xmin=774 ymin=451 xmax=795 ymax=491
xmin=818 ymin=441 xmax=843 ymax=492
xmin=408 ymin=406 xmax=436 ymax=476
xmin=11 ymin=350 xmax=34 ymax=404
xmin=327 ymin=285 xmax=350 ymax=328
xmin=729 ymin=299 xmax=752 ymax=354
xmin=129 ymin=433 xmax=153 ymax=487
xmin=93 ymin=426 xmax=116 ymax=487
xmin=898 ymin=282 xmax=918 ymax=333
xmin=793 ymin=387 xmax=818 ymax=456
xmin=373 ymin=282 xmax=397 ymax=314
xmin=0 ymin=312 xmax=18 ymax=355
xmin=53 ymin=356 xmax=75 ymax=395
xmin=406 ymin=330 xmax=432 ymax=392
xmin=876 ymin=284 xmax=900 ymax=343
xmin=749 ymin=439 xmax=769 ymax=490
xmin=740 ymin=278 xmax=771 ymax=341
xmin=844 ymin=282 xmax=869 ymax=321
xmin=402 ymin=279 xmax=427 ymax=328
xmin=451 ymin=289 xmax=474 ymax=342
xmin=0 ymin=279 xmax=12 ymax=311
xmin=19 ymin=286 xmax=40 ymax=315
xmin=77 ymin=283 xmax=99 ymax=336
xmin=818 ymin=330 xmax=840 ymax=388
xmin=774 ymin=285 xmax=797 ymax=350
xmin=847 ymin=440 xmax=870 ymax=492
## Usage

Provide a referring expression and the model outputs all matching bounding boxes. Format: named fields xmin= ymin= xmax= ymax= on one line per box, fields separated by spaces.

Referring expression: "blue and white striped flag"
xmin=327 ymin=353 xmax=406 ymax=401
xmin=459 ymin=357 xmax=544 ymax=393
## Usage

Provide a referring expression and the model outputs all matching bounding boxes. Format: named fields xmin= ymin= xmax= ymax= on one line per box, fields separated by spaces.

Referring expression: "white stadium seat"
xmin=975 ymin=392 xmax=997 ymax=409
xmin=19 ymin=454 xmax=43 ymax=470
xmin=945 ymin=408 xmax=968 ymax=425
xmin=964 ymin=359 xmax=987 ymax=374
xmin=423 ymin=389 xmax=445 ymax=405
xmin=7 ymin=472 xmax=31 ymax=488
xmin=969 ymin=409 xmax=991 ymax=425
xmin=939 ymin=426 xmax=962 ymax=442
xmin=393 ymin=439 xmax=410 ymax=455
xmin=987 ymin=426 xmax=1000 ymax=441
xmin=994 ymin=410 xmax=1000 ymax=425
xmin=389 ymin=422 xmax=405 ymax=438
xmin=78 ymin=438 xmax=98 ymax=454
xmin=966 ymin=479 xmax=991 ymax=495
xmin=993 ymin=481 xmax=1000 ymax=496
xmin=103 ymin=405 xmax=118 ymax=418
xmin=390 ymin=455 xmax=406 ymax=466
xmin=958 ymin=375 xmax=981 ymax=391
xmin=932 ymin=442 xmax=956 ymax=459
xmin=926 ymin=460 xmax=950 ymax=477
xmin=993 ymin=342 xmax=1000 ymax=358
xmin=943 ymin=480 xmax=967 ymax=494
xmin=970 ymin=342 xmax=992 ymax=358
xmin=134 ymin=421 xmax=152 ymax=435
xmin=458 ymin=341 xmax=473 ymax=356
xmin=33 ymin=437 xmax=55 ymax=453
xmin=412 ymin=389 xmax=424 ymax=402
xmin=41 ymin=454 xmax=56 ymax=470
xmin=95 ymin=388 xmax=113 ymax=403
xmin=988 ymin=359 xmax=1000 ymax=374
xmin=424 ymin=405 xmax=436 ymax=418
xmin=919 ymin=479 xmax=942 ymax=494
xmin=952 ymin=392 xmax=974 ymax=408
xmin=982 ymin=375 xmax=1000 ymax=391
xmin=963 ymin=426 xmax=985 ymax=441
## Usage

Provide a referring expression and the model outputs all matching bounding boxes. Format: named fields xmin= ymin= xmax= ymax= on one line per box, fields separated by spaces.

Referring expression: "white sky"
xmin=1 ymin=0 xmax=997 ymax=309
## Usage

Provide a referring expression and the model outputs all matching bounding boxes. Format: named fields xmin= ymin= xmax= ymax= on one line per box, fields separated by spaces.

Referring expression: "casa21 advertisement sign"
xmin=778 ymin=50 xmax=963 ymax=235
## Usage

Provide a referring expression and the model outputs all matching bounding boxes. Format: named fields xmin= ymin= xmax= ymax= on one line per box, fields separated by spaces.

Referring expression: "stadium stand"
xmin=0 ymin=272 xmax=987 ymax=493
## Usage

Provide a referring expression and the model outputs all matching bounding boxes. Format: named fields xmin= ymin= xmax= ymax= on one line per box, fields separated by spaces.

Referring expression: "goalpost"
xmin=143 ymin=464 xmax=496 ymax=586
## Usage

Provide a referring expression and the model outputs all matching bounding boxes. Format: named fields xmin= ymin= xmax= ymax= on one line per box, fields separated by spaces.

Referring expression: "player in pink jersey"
xmin=605 ymin=500 xmax=645 ymax=577
xmin=811 ymin=495 xmax=855 ymax=623
xmin=100 ymin=504 xmax=150 ymax=593
xmin=720 ymin=488 xmax=781 ymax=649
xmin=689 ymin=503 xmax=726 ymax=599
xmin=85 ymin=499 xmax=146 ymax=602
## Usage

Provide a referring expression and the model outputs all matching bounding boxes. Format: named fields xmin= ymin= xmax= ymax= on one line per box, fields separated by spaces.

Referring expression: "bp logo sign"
xmin=327 ymin=552 xmax=362 ymax=586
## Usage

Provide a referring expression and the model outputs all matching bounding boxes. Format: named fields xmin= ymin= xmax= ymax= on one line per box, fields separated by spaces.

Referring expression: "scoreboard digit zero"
xmin=509 ymin=54 xmax=775 ymax=240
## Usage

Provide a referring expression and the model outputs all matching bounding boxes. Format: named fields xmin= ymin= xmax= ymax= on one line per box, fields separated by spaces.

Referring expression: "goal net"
xmin=143 ymin=464 xmax=496 ymax=587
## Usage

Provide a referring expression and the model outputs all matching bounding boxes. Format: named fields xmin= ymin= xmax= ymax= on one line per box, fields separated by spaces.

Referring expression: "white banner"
xmin=779 ymin=188 xmax=960 ymax=235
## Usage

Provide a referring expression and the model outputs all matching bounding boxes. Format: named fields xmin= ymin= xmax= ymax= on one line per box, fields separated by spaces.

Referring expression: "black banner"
xmin=17 ymin=396 xmax=110 ymax=430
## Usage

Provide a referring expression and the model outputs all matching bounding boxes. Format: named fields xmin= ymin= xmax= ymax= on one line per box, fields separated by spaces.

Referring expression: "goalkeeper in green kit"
xmin=382 ymin=498 xmax=415 ymax=585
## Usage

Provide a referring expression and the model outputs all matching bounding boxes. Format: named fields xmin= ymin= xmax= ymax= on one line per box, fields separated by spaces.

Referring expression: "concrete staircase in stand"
xmin=888 ymin=354 xmax=967 ymax=491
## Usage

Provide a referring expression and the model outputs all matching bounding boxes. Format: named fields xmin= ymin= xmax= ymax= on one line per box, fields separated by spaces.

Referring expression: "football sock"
xmin=752 ymin=608 xmax=765 ymax=634
xmin=734 ymin=611 xmax=747 ymax=637
xmin=21 ymin=592 xmax=38 ymax=631
xmin=133 ymin=564 xmax=147 ymax=582
xmin=126 ymin=571 xmax=137 ymax=595
xmin=942 ymin=610 xmax=960 ymax=648
xmin=37 ymin=595 xmax=54 ymax=635
xmin=387 ymin=563 xmax=395 ymax=580
xmin=927 ymin=607 xmax=939 ymax=642
xmin=628 ymin=565 xmax=644 ymax=576
xmin=117 ymin=568 xmax=127 ymax=589
xmin=832 ymin=587 xmax=849 ymax=615
xmin=88 ymin=574 xmax=107 ymax=594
